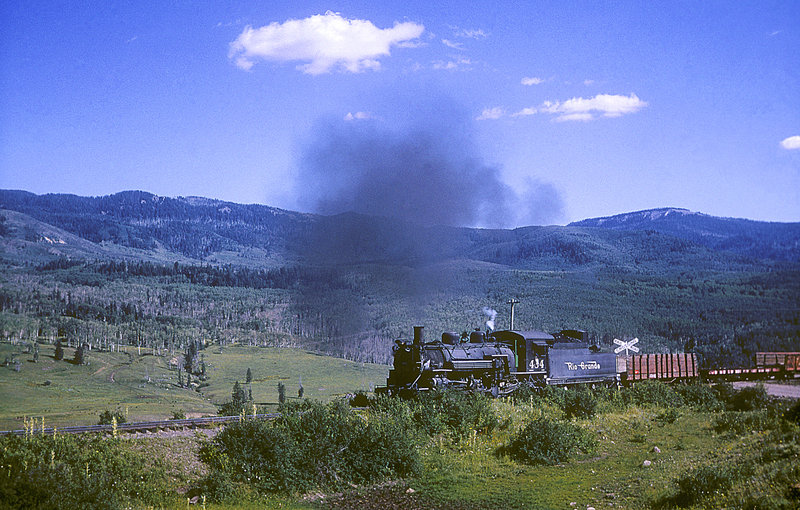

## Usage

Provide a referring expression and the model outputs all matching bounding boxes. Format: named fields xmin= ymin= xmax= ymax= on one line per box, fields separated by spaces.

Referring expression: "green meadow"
xmin=0 ymin=340 xmax=388 ymax=430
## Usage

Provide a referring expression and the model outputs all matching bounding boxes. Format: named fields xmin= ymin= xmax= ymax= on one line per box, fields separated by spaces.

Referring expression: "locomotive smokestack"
xmin=414 ymin=326 xmax=424 ymax=346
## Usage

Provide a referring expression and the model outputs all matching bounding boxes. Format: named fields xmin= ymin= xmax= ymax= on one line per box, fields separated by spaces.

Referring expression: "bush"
xmin=711 ymin=382 xmax=737 ymax=406
xmin=622 ymin=380 xmax=683 ymax=408
xmin=729 ymin=384 xmax=770 ymax=411
xmin=785 ymin=400 xmax=800 ymax=425
xmin=406 ymin=389 xmax=498 ymax=442
xmin=563 ymin=386 xmax=598 ymax=419
xmin=0 ymin=434 xmax=166 ymax=509
xmin=656 ymin=407 xmax=681 ymax=425
xmin=671 ymin=463 xmax=738 ymax=507
xmin=98 ymin=409 xmax=126 ymax=425
xmin=199 ymin=399 xmax=420 ymax=497
xmin=350 ymin=391 xmax=369 ymax=408
xmin=503 ymin=416 xmax=596 ymax=466
xmin=171 ymin=409 xmax=186 ymax=420
xmin=675 ymin=382 xmax=724 ymax=411
xmin=712 ymin=409 xmax=787 ymax=436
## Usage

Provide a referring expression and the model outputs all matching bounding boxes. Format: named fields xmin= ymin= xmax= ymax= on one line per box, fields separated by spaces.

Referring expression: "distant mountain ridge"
xmin=570 ymin=207 xmax=800 ymax=261
xmin=1 ymin=191 xmax=798 ymax=269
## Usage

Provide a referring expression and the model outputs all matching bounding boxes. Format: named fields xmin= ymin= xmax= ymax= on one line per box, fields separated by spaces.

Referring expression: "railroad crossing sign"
xmin=613 ymin=338 xmax=640 ymax=355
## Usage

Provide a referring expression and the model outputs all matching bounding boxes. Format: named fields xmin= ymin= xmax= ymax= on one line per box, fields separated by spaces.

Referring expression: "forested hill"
xmin=1 ymin=190 xmax=798 ymax=270
xmin=570 ymin=208 xmax=800 ymax=262
xmin=2 ymin=190 xmax=799 ymax=367
xmin=0 ymin=189 xmax=313 ymax=264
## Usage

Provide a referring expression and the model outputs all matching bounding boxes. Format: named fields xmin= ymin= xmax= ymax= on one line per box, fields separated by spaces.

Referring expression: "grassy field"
xmin=107 ymin=397 xmax=799 ymax=510
xmin=3 ymin=339 xmax=798 ymax=508
xmin=0 ymin=340 xmax=388 ymax=430
xmin=412 ymin=403 xmax=717 ymax=509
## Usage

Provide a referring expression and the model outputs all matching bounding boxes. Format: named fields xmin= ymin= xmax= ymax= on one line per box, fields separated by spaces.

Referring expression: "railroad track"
xmin=0 ymin=413 xmax=283 ymax=437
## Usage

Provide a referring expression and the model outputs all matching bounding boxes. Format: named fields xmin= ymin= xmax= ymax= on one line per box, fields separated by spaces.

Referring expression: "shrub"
xmin=675 ymin=382 xmax=724 ymax=411
xmin=0 ymin=433 xmax=166 ymax=509
xmin=508 ymin=382 xmax=542 ymax=404
xmin=622 ymin=380 xmax=683 ymax=408
xmin=712 ymin=409 xmax=787 ymax=436
xmin=785 ymin=400 xmax=800 ymax=425
xmin=729 ymin=384 xmax=770 ymax=411
xmin=199 ymin=400 xmax=420 ymax=497
xmin=712 ymin=382 xmax=737 ymax=406
xmin=563 ymin=386 xmax=598 ymax=419
xmin=171 ymin=409 xmax=186 ymax=420
xmin=98 ymin=409 xmax=126 ymax=425
xmin=671 ymin=463 xmax=738 ymax=507
xmin=656 ymin=407 xmax=681 ymax=425
xmin=407 ymin=389 xmax=498 ymax=442
xmin=503 ymin=416 xmax=596 ymax=466
xmin=350 ymin=391 xmax=369 ymax=407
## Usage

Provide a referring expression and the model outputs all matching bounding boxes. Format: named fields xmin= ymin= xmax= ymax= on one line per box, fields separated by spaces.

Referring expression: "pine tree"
xmin=278 ymin=382 xmax=286 ymax=404
xmin=54 ymin=340 xmax=64 ymax=361
xmin=232 ymin=381 xmax=247 ymax=409
xmin=73 ymin=344 xmax=86 ymax=365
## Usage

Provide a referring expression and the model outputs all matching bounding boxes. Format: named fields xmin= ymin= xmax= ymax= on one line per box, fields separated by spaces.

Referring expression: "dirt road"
xmin=733 ymin=381 xmax=800 ymax=399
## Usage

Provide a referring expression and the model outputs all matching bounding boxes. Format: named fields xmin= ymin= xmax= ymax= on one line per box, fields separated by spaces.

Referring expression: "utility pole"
xmin=507 ymin=299 xmax=520 ymax=330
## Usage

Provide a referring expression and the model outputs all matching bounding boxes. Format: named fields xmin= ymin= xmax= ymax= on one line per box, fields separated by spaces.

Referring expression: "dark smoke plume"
xmin=295 ymin=100 xmax=563 ymax=229
xmin=287 ymin=99 xmax=565 ymax=357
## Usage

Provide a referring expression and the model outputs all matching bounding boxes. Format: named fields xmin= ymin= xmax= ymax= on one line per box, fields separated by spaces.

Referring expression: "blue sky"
xmin=1 ymin=1 xmax=798 ymax=226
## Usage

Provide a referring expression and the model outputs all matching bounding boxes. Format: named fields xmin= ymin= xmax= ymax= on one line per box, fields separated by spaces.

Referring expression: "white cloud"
xmin=229 ymin=11 xmax=424 ymax=74
xmin=780 ymin=135 xmax=800 ymax=150
xmin=442 ymin=38 xmax=464 ymax=50
xmin=521 ymin=76 xmax=544 ymax=86
xmin=451 ymin=27 xmax=488 ymax=39
xmin=554 ymin=112 xmax=594 ymax=122
xmin=476 ymin=107 xmax=505 ymax=120
xmin=583 ymin=79 xmax=595 ymax=86
xmin=432 ymin=57 xmax=473 ymax=70
xmin=539 ymin=93 xmax=647 ymax=121
xmin=512 ymin=107 xmax=537 ymax=117
xmin=344 ymin=111 xmax=373 ymax=121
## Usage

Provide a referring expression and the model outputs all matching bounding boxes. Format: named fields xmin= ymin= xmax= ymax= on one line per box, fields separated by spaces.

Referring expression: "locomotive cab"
xmin=491 ymin=330 xmax=552 ymax=375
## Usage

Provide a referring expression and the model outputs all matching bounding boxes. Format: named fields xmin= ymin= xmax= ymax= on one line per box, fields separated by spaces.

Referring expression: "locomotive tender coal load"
xmin=379 ymin=326 xmax=620 ymax=396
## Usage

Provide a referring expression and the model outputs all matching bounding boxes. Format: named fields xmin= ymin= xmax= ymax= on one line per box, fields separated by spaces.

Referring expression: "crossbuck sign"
xmin=613 ymin=337 xmax=640 ymax=355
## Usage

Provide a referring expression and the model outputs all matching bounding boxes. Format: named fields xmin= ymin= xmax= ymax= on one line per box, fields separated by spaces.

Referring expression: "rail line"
xmin=0 ymin=413 xmax=283 ymax=437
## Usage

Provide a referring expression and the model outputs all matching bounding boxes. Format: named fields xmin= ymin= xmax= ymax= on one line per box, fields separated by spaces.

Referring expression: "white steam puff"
xmin=483 ymin=307 xmax=498 ymax=331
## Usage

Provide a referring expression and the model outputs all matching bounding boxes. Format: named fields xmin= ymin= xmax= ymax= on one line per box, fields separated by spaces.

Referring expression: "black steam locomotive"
xmin=378 ymin=326 xmax=619 ymax=396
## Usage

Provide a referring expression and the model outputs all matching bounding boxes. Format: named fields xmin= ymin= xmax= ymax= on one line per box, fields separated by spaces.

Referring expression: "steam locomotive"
xmin=377 ymin=326 xmax=620 ymax=396
xmin=377 ymin=325 xmax=797 ymax=397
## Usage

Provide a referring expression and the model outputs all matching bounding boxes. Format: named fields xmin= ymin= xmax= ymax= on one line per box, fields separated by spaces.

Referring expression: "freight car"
xmin=620 ymin=353 xmax=699 ymax=382
xmin=378 ymin=326 xmax=619 ymax=396
xmin=757 ymin=352 xmax=800 ymax=374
